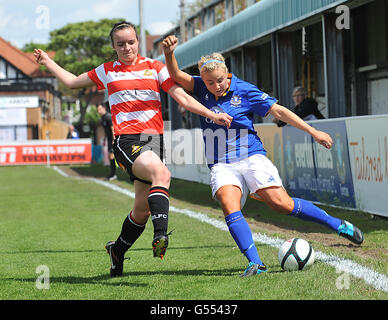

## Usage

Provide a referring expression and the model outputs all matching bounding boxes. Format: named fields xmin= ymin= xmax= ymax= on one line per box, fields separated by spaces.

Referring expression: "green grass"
xmin=0 ymin=165 xmax=387 ymax=300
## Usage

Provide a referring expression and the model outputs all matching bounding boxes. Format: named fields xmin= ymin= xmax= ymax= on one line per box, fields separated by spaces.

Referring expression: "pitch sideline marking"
xmin=53 ymin=166 xmax=388 ymax=293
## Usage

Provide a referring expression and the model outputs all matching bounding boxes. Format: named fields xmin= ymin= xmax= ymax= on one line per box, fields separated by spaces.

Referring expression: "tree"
xmin=185 ymin=0 xmax=213 ymax=16
xmin=22 ymin=42 xmax=49 ymax=53
xmin=47 ymin=18 xmax=125 ymax=136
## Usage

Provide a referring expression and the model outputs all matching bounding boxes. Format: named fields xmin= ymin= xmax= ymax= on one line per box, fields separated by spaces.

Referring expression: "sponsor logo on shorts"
xmin=131 ymin=144 xmax=143 ymax=155
xmin=267 ymin=175 xmax=276 ymax=183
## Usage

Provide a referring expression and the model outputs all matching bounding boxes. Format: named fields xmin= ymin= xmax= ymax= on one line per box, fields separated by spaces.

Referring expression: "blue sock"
xmin=225 ymin=211 xmax=263 ymax=265
xmin=290 ymin=198 xmax=341 ymax=232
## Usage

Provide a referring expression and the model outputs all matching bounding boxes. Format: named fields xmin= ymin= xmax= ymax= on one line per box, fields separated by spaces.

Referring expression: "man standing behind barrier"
xmin=97 ymin=103 xmax=116 ymax=181
xmin=275 ymin=87 xmax=325 ymax=127
xmin=67 ymin=124 xmax=80 ymax=139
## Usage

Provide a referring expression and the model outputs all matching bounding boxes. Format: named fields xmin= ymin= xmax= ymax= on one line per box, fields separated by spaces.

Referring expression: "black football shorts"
xmin=113 ymin=134 xmax=164 ymax=184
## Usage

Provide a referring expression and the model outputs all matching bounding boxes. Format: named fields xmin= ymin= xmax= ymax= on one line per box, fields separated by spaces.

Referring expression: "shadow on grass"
xmin=5 ymin=274 xmax=146 ymax=287
xmin=6 ymin=265 xmax=282 ymax=288
xmin=0 ymin=244 xmax=235 ymax=255
xmin=119 ymin=267 xmax=284 ymax=277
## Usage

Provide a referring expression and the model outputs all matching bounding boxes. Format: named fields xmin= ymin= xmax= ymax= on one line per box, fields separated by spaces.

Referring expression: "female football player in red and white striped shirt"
xmin=34 ymin=21 xmax=232 ymax=277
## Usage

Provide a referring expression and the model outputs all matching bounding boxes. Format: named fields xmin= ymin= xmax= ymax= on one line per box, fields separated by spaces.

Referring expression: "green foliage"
xmin=84 ymin=104 xmax=100 ymax=124
xmin=48 ymin=18 xmax=124 ymax=75
xmin=22 ymin=42 xmax=49 ymax=53
xmin=185 ymin=0 xmax=213 ymax=16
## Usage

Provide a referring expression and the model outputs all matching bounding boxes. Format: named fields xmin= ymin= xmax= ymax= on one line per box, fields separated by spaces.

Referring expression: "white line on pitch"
xmin=53 ymin=166 xmax=388 ymax=293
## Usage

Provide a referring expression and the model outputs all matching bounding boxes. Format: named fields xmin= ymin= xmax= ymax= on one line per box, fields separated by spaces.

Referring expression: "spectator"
xmin=67 ymin=125 xmax=80 ymax=139
xmin=97 ymin=104 xmax=117 ymax=181
xmin=274 ymin=87 xmax=324 ymax=127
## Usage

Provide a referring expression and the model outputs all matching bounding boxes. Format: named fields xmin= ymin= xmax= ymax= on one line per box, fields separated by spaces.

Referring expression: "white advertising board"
xmin=164 ymin=129 xmax=210 ymax=184
xmin=0 ymin=96 xmax=39 ymax=109
xmin=346 ymin=115 xmax=388 ymax=217
xmin=0 ymin=108 xmax=27 ymax=126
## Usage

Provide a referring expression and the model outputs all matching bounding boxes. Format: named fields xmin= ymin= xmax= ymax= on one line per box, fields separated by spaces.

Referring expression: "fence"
xmin=164 ymin=114 xmax=388 ymax=218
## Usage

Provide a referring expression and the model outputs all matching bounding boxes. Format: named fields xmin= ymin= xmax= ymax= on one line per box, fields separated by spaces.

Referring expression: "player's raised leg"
xmin=256 ymin=187 xmax=364 ymax=245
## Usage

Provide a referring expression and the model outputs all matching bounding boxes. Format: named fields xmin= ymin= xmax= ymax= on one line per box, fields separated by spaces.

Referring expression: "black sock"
xmin=109 ymin=159 xmax=116 ymax=176
xmin=113 ymin=211 xmax=145 ymax=258
xmin=148 ymin=186 xmax=169 ymax=238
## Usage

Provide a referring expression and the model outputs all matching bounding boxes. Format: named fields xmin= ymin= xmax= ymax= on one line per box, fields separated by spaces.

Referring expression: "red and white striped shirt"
xmin=88 ymin=55 xmax=175 ymax=136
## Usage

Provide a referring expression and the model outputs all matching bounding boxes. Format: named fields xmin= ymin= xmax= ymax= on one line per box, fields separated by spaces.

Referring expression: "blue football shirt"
xmin=193 ymin=73 xmax=277 ymax=168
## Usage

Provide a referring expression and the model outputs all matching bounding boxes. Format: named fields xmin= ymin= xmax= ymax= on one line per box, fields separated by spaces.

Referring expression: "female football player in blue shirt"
xmin=162 ymin=35 xmax=364 ymax=277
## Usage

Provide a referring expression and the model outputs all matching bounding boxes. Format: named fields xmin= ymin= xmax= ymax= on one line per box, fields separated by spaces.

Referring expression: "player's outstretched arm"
xmin=168 ymin=85 xmax=232 ymax=127
xmin=269 ymin=103 xmax=332 ymax=149
xmin=162 ymin=35 xmax=194 ymax=93
xmin=34 ymin=49 xmax=94 ymax=89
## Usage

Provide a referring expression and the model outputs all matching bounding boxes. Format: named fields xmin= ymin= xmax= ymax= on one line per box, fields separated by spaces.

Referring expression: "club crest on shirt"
xmin=230 ymin=95 xmax=241 ymax=107
xmin=143 ymin=69 xmax=153 ymax=77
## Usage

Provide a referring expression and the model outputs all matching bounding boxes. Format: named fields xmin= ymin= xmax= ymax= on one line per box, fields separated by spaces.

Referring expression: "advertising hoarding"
xmin=0 ymin=139 xmax=92 ymax=166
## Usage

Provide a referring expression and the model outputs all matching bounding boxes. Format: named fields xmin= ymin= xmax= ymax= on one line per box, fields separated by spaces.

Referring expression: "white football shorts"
xmin=210 ymin=154 xmax=284 ymax=208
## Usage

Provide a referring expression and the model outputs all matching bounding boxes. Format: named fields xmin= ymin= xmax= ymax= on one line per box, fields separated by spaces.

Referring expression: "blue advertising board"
xmin=312 ymin=120 xmax=356 ymax=208
xmin=282 ymin=120 xmax=356 ymax=208
xmin=282 ymin=125 xmax=316 ymax=200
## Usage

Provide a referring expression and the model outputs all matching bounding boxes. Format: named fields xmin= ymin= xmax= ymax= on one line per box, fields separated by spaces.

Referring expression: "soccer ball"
xmin=278 ymin=238 xmax=315 ymax=271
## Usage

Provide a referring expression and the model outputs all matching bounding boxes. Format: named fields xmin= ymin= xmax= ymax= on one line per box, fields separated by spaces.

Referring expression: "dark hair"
xmin=109 ymin=21 xmax=138 ymax=44
xmin=96 ymin=103 xmax=111 ymax=112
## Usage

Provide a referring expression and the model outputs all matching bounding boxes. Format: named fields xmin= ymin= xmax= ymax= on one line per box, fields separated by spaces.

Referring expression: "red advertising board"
xmin=0 ymin=139 xmax=92 ymax=165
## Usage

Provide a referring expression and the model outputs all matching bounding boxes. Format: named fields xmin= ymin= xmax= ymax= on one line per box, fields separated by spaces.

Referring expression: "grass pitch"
xmin=0 ymin=165 xmax=387 ymax=300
